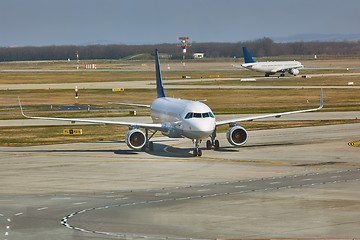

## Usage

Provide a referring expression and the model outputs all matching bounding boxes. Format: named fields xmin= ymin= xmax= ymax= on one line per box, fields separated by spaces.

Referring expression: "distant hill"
xmin=273 ymin=33 xmax=360 ymax=42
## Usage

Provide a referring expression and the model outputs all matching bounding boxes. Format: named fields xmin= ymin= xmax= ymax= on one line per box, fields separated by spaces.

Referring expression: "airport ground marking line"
xmin=115 ymin=197 xmax=128 ymax=200
xmin=270 ymin=181 xmax=281 ymax=185
xmin=37 ymin=207 xmax=48 ymax=211
xmin=197 ymin=189 xmax=210 ymax=192
xmin=60 ymin=168 xmax=360 ymax=239
xmin=51 ymin=197 xmax=71 ymax=200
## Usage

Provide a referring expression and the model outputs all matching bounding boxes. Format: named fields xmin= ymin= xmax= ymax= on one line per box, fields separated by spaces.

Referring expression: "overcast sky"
xmin=1 ymin=0 xmax=359 ymax=46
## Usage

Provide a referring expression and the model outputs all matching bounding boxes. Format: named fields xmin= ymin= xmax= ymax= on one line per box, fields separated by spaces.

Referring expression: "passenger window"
xmin=193 ymin=113 xmax=202 ymax=118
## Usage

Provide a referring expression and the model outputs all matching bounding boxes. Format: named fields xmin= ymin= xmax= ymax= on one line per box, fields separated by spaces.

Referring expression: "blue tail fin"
xmin=242 ymin=47 xmax=255 ymax=63
xmin=155 ymin=49 xmax=165 ymax=98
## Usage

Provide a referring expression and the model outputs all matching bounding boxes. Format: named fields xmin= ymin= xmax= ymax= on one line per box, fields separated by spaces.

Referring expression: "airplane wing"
xmin=18 ymin=97 xmax=165 ymax=131
xmin=216 ymin=89 xmax=323 ymax=126
xmin=108 ymin=102 xmax=151 ymax=108
xmin=273 ymin=65 xmax=303 ymax=73
xmin=272 ymin=67 xmax=291 ymax=73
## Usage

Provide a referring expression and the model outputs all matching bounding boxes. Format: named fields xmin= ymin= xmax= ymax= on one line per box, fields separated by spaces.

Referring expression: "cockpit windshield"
xmin=185 ymin=112 xmax=215 ymax=119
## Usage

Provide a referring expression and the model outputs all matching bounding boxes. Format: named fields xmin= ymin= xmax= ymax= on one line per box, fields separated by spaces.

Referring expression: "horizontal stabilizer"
xmin=108 ymin=102 xmax=150 ymax=108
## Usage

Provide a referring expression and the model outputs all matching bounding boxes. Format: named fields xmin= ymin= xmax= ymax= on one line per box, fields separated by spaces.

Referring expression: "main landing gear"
xmin=142 ymin=129 xmax=157 ymax=152
xmin=206 ymin=130 xmax=220 ymax=150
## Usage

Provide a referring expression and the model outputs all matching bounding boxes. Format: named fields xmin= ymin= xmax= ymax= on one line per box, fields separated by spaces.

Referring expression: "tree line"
xmin=1 ymin=38 xmax=360 ymax=62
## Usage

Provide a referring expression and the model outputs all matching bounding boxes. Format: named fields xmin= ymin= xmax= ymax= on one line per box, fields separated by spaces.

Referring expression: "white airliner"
xmin=241 ymin=47 xmax=304 ymax=77
xmin=19 ymin=49 xmax=323 ymax=157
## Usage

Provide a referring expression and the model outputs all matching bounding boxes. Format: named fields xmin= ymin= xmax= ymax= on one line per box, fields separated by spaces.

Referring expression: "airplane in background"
xmin=19 ymin=49 xmax=323 ymax=157
xmin=240 ymin=47 xmax=304 ymax=77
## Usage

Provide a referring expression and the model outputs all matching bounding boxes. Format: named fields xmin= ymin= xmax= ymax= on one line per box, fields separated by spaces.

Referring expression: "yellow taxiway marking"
xmin=348 ymin=140 xmax=360 ymax=148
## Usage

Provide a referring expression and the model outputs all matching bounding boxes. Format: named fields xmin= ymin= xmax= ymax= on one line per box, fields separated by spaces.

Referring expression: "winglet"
xmin=242 ymin=47 xmax=255 ymax=64
xmin=155 ymin=49 xmax=165 ymax=98
xmin=319 ymin=88 xmax=324 ymax=109
xmin=18 ymin=96 xmax=24 ymax=115
xmin=18 ymin=96 xmax=27 ymax=118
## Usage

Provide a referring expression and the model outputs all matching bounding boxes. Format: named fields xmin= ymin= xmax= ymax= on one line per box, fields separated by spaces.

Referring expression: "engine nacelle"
xmin=125 ymin=129 xmax=146 ymax=150
xmin=226 ymin=126 xmax=248 ymax=146
xmin=289 ymin=68 xmax=299 ymax=76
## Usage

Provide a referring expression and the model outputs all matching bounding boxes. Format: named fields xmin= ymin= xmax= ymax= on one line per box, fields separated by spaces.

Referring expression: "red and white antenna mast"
xmin=177 ymin=36 xmax=191 ymax=67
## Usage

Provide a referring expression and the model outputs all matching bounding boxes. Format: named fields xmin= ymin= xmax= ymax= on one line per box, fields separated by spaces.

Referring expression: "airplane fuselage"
xmin=241 ymin=61 xmax=303 ymax=74
xmin=150 ymin=97 xmax=216 ymax=140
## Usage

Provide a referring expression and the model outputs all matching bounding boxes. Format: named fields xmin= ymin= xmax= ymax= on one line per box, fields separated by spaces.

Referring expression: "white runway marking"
xmin=37 ymin=207 xmax=49 ymax=211
xmin=197 ymin=189 xmax=210 ymax=192
xmin=270 ymin=182 xmax=281 ymax=185
xmin=235 ymin=185 xmax=247 ymax=188
xmin=15 ymin=212 xmax=23 ymax=216
xmin=115 ymin=197 xmax=128 ymax=201
xmin=73 ymin=202 xmax=87 ymax=205
xmin=59 ymin=169 xmax=360 ymax=240
xmin=155 ymin=192 xmax=171 ymax=196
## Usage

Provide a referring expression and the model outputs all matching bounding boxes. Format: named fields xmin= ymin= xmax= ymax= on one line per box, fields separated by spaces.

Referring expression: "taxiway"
xmin=0 ymin=123 xmax=359 ymax=239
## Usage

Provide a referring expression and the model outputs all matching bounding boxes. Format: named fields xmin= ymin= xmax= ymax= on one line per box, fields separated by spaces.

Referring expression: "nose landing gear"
xmin=193 ymin=139 xmax=202 ymax=157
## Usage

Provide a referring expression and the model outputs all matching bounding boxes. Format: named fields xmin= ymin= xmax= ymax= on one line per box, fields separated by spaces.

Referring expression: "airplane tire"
xmin=193 ymin=149 xmax=198 ymax=157
xmin=197 ymin=149 xmax=202 ymax=157
xmin=149 ymin=142 xmax=154 ymax=152
xmin=214 ymin=140 xmax=220 ymax=150
xmin=206 ymin=140 xmax=212 ymax=150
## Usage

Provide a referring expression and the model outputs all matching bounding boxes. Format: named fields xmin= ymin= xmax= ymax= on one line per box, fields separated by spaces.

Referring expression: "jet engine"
xmin=125 ymin=129 xmax=146 ymax=150
xmin=226 ymin=126 xmax=248 ymax=146
xmin=289 ymin=69 xmax=299 ymax=76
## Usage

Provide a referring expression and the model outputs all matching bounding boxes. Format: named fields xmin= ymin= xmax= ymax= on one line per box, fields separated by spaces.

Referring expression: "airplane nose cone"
xmin=187 ymin=119 xmax=215 ymax=138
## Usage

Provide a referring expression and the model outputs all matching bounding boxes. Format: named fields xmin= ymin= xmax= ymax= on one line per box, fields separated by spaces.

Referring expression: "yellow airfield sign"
xmin=112 ymin=88 xmax=125 ymax=92
xmin=63 ymin=129 xmax=83 ymax=135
